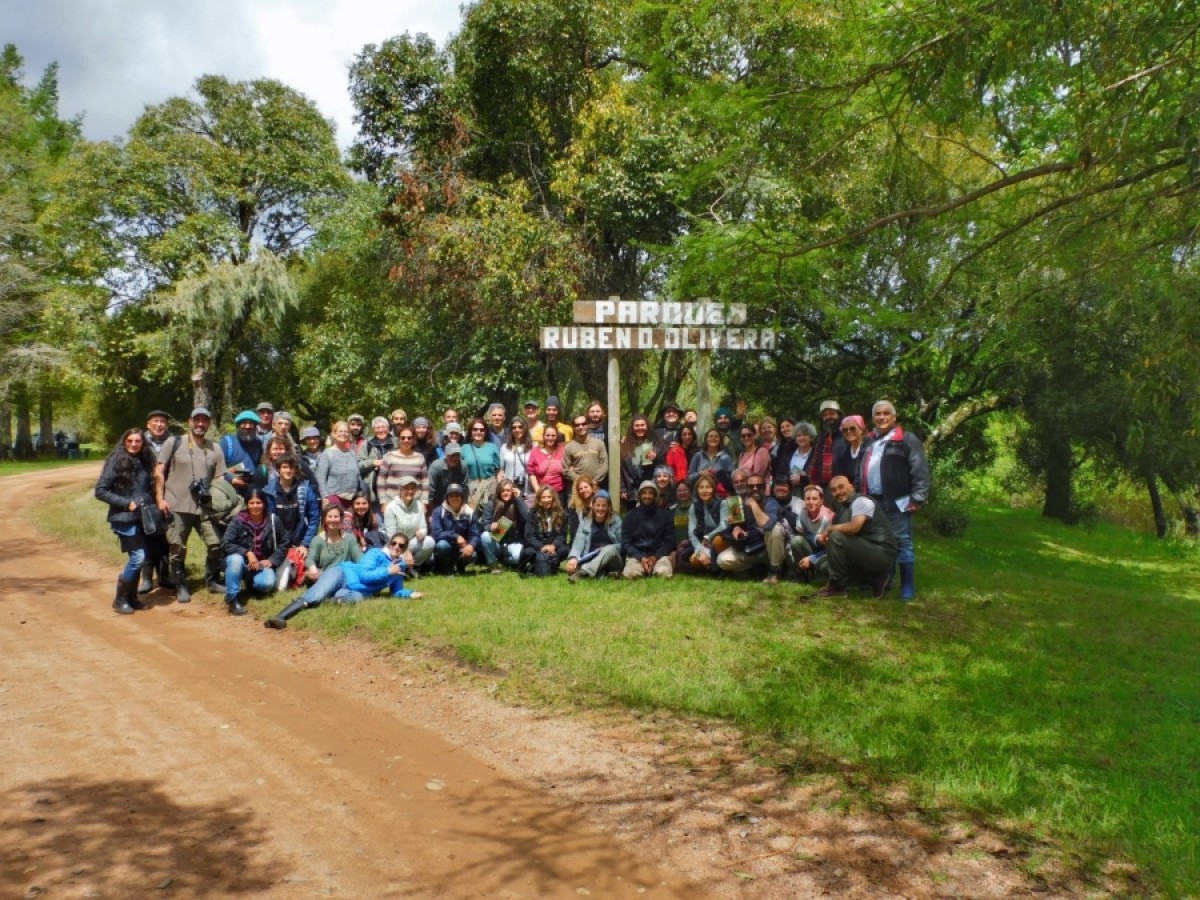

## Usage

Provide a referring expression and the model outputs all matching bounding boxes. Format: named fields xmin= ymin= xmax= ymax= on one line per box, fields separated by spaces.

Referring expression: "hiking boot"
xmin=815 ymin=582 xmax=847 ymax=598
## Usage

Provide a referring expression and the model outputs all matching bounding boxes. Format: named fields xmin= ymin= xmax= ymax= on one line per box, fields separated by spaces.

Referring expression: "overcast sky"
xmin=5 ymin=0 xmax=465 ymax=148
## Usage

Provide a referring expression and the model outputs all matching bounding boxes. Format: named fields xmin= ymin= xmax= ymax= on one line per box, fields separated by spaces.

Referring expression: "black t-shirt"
xmin=274 ymin=484 xmax=301 ymax=539
xmin=590 ymin=520 xmax=612 ymax=550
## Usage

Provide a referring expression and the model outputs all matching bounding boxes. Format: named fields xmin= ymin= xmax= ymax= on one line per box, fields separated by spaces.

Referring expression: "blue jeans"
xmin=885 ymin=509 xmax=915 ymax=565
xmin=225 ymin=553 xmax=277 ymax=601
xmin=297 ymin=565 xmax=366 ymax=607
xmin=480 ymin=533 xmax=522 ymax=566
xmin=120 ymin=547 xmax=146 ymax=582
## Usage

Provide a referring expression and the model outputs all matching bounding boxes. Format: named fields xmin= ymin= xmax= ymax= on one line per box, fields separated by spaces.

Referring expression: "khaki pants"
xmin=622 ymin=555 xmax=674 ymax=579
xmin=577 ymin=544 xmax=623 ymax=578
xmin=166 ymin=511 xmax=223 ymax=567
xmin=717 ymin=524 xmax=788 ymax=573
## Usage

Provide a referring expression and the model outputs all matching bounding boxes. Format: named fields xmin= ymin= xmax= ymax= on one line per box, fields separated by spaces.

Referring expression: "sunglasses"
xmin=390 ymin=540 xmax=408 ymax=549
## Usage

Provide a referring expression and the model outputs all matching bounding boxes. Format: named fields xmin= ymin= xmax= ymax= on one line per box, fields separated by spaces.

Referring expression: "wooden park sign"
xmin=540 ymin=297 xmax=776 ymax=493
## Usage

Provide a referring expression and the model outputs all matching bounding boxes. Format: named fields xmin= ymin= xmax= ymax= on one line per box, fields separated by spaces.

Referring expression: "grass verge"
xmin=42 ymin=483 xmax=1200 ymax=895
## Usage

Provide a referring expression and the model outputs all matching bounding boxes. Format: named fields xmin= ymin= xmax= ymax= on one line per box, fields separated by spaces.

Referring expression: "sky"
xmin=5 ymin=0 xmax=466 ymax=148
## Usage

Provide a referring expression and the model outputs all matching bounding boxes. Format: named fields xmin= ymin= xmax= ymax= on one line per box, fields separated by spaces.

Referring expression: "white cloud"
xmin=5 ymin=0 xmax=463 ymax=147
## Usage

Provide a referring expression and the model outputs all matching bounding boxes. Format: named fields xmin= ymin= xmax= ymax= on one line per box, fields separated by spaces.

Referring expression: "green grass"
xmin=42 ymin=484 xmax=1200 ymax=895
xmin=0 ymin=456 xmax=101 ymax=478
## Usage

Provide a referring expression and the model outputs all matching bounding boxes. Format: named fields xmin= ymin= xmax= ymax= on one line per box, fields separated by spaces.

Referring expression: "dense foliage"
xmin=6 ymin=0 xmax=1200 ymax=525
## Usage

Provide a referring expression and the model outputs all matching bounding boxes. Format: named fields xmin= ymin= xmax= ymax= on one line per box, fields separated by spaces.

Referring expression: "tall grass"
xmin=41 ymin=482 xmax=1200 ymax=894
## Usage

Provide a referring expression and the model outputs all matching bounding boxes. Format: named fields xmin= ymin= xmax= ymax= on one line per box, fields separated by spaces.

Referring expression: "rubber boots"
xmin=137 ymin=561 xmax=154 ymax=595
xmin=264 ymin=598 xmax=308 ymax=630
xmin=172 ymin=560 xmax=191 ymax=603
xmin=113 ymin=576 xmax=137 ymax=615
xmin=157 ymin=556 xmax=175 ymax=589
xmin=205 ymin=553 xmax=224 ymax=594
xmin=899 ymin=562 xmax=916 ymax=601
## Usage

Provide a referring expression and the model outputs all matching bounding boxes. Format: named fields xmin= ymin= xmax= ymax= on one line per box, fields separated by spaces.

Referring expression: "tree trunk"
xmin=191 ymin=367 xmax=212 ymax=415
xmin=0 ymin=398 xmax=11 ymax=461
xmin=37 ymin=386 xmax=55 ymax=456
xmin=1041 ymin=439 xmax=1073 ymax=522
xmin=12 ymin=383 xmax=34 ymax=460
xmin=1160 ymin=470 xmax=1200 ymax=537
xmin=1146 ymin=473 xmax=1167 ymax=538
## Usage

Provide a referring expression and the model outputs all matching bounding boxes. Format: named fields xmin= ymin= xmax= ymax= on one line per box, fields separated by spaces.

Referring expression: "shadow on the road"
xmin=0 ymin=777 xmax=289 ymax=897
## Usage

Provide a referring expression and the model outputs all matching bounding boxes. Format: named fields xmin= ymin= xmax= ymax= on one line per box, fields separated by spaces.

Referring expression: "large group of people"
xmin=95 ymin=395 xmax=930 ymax=623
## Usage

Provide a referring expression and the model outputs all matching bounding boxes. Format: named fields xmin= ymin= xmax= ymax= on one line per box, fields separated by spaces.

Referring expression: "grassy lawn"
xmin=41 ymin=480 xmax=1200 ymax=894
xmin=0 ymin=456 xmax=100 ymax=478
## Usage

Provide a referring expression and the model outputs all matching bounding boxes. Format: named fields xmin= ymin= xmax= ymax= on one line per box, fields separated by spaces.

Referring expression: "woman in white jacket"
xmin=382 ymin=475 xmax=435 ymax=568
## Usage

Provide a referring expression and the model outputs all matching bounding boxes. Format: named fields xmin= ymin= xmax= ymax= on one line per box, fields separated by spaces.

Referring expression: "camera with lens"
xmin=189 ymin=477 xmax=212 ymax=505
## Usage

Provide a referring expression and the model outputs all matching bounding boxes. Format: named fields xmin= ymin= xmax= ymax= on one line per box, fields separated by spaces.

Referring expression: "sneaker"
xmin=815 ymin=583 xmax=847 ymax=598
xmin=567 ymin=573 xmax=579 ymax=584
xmin=761 ymin=573 xmax=780 ymax=586
xmin=489 ymin=564 xmax=505 ymax=575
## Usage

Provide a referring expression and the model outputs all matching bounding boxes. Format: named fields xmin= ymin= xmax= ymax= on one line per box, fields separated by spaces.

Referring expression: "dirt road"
xmin=1 ymin=466 xmax=1063 ymax=898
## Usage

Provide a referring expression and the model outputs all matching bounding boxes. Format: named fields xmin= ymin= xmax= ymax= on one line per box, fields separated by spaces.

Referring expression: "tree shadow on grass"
xmin=0 ymin=777 xmax=288 ymax=898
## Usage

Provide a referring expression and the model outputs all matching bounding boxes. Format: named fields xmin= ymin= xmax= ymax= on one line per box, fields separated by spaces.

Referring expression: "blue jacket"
xmin=339 ymin=547 xmax=412 ymax=597
xmin=263 ymin=475 xmax=321 ymax=548
xmin=431 ymin=502 xmax=480 ymax=549
xmin=220 ymin=434 xmax=263 ymax=480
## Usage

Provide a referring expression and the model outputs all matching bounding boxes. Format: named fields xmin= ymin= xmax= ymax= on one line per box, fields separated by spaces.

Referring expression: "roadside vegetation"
xmin=37 ymin=471 xmax=1200 ymax=896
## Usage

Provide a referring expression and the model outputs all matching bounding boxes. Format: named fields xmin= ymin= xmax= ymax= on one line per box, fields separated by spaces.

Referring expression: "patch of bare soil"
xmin=1 ymin=466 xmax=1114 ymax=897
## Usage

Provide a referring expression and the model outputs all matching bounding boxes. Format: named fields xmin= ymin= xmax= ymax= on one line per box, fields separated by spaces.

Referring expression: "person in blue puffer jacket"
xmin=262 ymin=532 xmax=423 ymax=629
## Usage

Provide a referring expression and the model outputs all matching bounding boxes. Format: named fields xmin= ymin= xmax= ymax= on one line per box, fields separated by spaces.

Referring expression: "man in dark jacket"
xmin=808 ymin=400 xmax=846 ymax=499
xmin=859 ymin=400 xmax=930 ymax=600
xmin=621 ymin=481 xmax=677 ymax=578
xmin=816 ymin=475 xmax=898 ymax=599
xmin=431 ymin=484 xmax=480 ymax=574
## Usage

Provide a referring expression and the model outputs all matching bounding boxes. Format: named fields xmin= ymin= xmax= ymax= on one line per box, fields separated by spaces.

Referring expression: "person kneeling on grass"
xmin=265 ymin=533 xmax=423 ymax=629
xmin=814 ymin=475 xmax=897 ymax=598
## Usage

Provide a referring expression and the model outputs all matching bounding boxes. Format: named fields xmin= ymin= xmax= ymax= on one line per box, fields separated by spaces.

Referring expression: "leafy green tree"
xmin=50 ymin=75 xmax=346 ymax=417
xmin=0 ymin=44 xmax=81 ymax=456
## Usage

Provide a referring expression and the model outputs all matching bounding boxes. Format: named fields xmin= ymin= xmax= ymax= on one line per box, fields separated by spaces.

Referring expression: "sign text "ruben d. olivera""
xmin=540 ymin=299 xmax=775 ymax=351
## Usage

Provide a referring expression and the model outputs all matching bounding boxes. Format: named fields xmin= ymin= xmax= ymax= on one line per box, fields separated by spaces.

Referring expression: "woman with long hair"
xmin=221 ymin=486 xmax=287 ymax=616
xmin=687 ymin=428 xmax=735 ymax=496
xmin=95 ymin=428 xmax=160 ymax=614
xmin=685 ymin=472 xmax=724 ymax=574
xmin=347 ymin=491 xmax=386 ymax=551
xmin=737 ymin=423 xmax=772 ymax=482
xmin=479 ymin=478 xmax=529 ymax=573
xmin=305 ymin=502 xmax=362 ymax=584
xmin=666 ymin=423 xmax=698 ymax=484
xmin=523 ymin=485 xmax=569 ymax=576
xmin=528 ymin=423 xmax=567 ymax=503
xmin=500 ymin=415 xmax=534 ymax=501
xmin=619 ymin=415 xmax=664 ymax=511
xmin=462 ymin=416 xmax=503 ymax=509
xmin=375 ymin=424 xmax=429 ymax=510
xmin=566 ymin=474 xmax=597 ymax=544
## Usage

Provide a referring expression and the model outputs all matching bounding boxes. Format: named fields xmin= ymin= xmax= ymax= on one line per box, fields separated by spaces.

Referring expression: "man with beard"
xmin=220 ymin=411 xmax=262 ymax=499
xmin=585 ymin=399 xmax=608 ymax=450
xmin=621 ymin=481 xmax=676 ymax=579
xmin=653 ymin=402 xmax=683 ymax=447
xmin=808 ymin=400 xmax=846 ymax=501
xmin=155 ymin=407 xmax=228 ymax=603
xmin=716 ymin=469 xmax=780 ymax=579
xmin=346 ymin=414 xmax=368 ymax=455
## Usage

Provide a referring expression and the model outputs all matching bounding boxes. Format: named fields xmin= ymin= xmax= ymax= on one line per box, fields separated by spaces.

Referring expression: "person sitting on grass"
xmin=382 ymin=476 xmax=435 ymax=569
xmin=621 ymin=481 xmax=676 ymax=579
xmin=305 ymin=502 xmax=362 ymax=584
xmin=264 ymin=532 xmax=422 ymax=629
xmin=565 ymin=490 xmax=623 ymax=583
xmin=431 ymin=483 xmax=480 ymax=574
xmin=523 ymin=485 xmax=569 ymax=577
xmin=479 ymin=479 xmax=529 ymax=573
xmin=814 ymin=475 xmax=897 ymax=599
xmin=685 ymin=472 xmax=724 ymax=575
xmin=221 ymin=487 xmax=287 ymax=616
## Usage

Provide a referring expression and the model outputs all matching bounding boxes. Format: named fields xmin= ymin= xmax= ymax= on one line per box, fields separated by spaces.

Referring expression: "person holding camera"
xmin=154 ymin=407 xmax=228 ymax=603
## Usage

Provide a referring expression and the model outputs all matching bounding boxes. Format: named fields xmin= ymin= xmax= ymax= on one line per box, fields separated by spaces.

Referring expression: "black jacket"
xmin=95 ymin=447 xmax=158 ymax=526
xmin=621 ymin=502 xmax=676 ymax=559
xmin=221 ymin=513 xmax=288 ymax=568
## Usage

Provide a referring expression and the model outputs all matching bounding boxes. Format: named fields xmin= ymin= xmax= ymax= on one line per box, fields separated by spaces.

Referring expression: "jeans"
xmin=225 ymin=553 xmax=277 ymax=601
xmin=121 ymin=547 xmax=146 ymax=582
xmin=885 ymin=508 xmax=915 ymax=565
xmin=297 ymin=566 xmax=366 ymax=607
xmin=480 ymin=532 xmax=523 ymax=566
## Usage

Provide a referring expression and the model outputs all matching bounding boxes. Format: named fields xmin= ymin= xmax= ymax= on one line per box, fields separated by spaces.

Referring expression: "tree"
xmin=0 ymin=44 xmax=80 ymax=457
xmin=49 ymin=75 xmax=347 ymax=419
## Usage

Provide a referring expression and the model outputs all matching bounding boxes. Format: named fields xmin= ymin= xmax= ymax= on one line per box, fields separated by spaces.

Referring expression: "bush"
xmin=925 ymin=503 xmax=970 ymax=537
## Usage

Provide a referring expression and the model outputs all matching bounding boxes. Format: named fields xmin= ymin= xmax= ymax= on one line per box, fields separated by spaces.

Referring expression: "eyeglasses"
xmin=390 ymin=540 xmax=408 ymax=549
xmin=747 ymin=481 xmax=765 ymax=489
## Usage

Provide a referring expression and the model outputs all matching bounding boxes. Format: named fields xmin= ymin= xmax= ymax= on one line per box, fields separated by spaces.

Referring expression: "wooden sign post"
xmin=541 ymin=297 xmax=775 ymax=493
